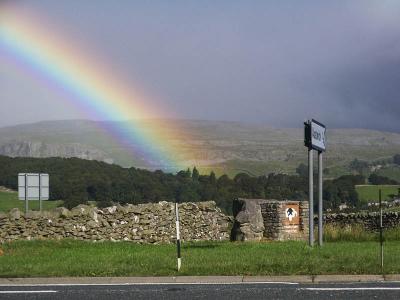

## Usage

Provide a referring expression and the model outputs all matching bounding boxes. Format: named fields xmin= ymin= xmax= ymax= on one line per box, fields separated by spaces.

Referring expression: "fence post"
xmin=175 ymin=201 xmax=181 ymax=271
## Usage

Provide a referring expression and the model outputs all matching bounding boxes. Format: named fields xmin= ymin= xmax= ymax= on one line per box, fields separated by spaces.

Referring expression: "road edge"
xmin=0 ymin=275 xmax=399 ymax=285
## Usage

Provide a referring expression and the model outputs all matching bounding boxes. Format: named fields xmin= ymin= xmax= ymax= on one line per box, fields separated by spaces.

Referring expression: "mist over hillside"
xmin=1 ymin=119 xmax=400 ymax=176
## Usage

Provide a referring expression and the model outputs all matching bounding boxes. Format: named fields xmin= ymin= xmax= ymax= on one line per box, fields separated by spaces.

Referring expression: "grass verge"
xmin=0 ymin=240 xmax=399 ymax=277
xmin=323 ymin=224 xmax=400 ymax=242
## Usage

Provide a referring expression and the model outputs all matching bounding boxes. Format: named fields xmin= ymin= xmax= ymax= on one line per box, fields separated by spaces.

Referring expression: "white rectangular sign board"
xmin=18 ymin=173 xmax=49 ymax=200
xmin=311 ymin=120 xmax=326 ymax=152
xmin=311 ymin=120 xmax=326 ymax=151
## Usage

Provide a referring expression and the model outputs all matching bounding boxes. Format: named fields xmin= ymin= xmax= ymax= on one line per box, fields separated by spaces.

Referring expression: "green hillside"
xmin=1 ymin=119 xmax=400 ymax=176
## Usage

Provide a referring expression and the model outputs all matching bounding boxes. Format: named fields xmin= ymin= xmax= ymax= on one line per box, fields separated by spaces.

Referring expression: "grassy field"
xmin=356 ymin=185 xmax=400 ymax=203
xmin=0 ymin=190 xmax=62 ymax=212
xmin=0 ymin=239 xmax=399 ymax=277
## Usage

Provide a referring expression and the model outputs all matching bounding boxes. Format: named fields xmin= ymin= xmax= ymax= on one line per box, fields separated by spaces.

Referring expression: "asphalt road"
xmin=1 ymin=282 xmax=400 ymax=300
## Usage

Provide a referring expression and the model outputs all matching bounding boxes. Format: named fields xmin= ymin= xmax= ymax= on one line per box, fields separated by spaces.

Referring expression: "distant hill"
xmin=1 ymin=119 xmax=400 ymax=176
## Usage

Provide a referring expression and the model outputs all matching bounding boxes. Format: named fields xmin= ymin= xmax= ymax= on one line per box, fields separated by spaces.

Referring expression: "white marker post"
xmin=24 ymin=174 xmax=28 ymax=214
xmin=175 ymin=201 xmax=182 ymax=271
xmin=39 ymin=173 xmax=42 ymax=212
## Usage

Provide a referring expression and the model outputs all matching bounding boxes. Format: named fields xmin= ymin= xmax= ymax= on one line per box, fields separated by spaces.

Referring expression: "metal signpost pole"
xmin=318 ymin=151 xmax=323 ymax=246
xmin=24 ymin=174 xmax=28 ymax=214
xmin=308 ymin=148 xmax=314 ymax=247
xmin=175 ymin=201 xmax=182 ymax=271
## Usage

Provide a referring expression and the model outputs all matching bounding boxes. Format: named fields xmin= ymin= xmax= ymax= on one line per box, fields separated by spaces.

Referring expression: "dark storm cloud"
xmin=323 ymin=45 xmax=400 ymax=132
xmin=1 ymin=0 xmax=400 ymax=132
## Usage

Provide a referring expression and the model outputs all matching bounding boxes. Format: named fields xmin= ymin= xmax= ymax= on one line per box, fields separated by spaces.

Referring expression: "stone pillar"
xmin=260 ymin=201 xmax=280 ymax=240
xmin=300 ymin=200 xmax=309 ymax=237
xmin=231 ymin=198 xmax=265 ymax=241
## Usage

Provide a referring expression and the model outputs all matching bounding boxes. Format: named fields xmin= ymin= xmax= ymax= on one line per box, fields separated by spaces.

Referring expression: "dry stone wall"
xmin=323 ymin=212 xmax=400 ymax=231
xmin=0 ymin=201 xmax=231 ymax=244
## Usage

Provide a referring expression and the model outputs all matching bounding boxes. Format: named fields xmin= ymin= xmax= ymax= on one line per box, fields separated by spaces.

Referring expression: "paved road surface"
xmin=1 ymin=282 xmax=400 ymax=299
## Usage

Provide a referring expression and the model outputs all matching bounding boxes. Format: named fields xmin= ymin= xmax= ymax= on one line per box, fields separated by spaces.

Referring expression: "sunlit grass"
xmin=356 ymin=185 xmax=400 ymax=203
xmin=0 ymin=239 xmax=399 ymax=277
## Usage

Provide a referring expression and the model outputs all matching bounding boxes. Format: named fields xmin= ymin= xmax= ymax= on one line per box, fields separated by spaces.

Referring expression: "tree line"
xmin=349 ymin=154 xmax=400 ymax=176
xmin=0 ymin=155 xmax=367 ymax=213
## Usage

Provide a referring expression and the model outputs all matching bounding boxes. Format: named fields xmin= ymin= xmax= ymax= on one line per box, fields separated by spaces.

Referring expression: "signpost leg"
xmin=175 ymin=202 xmax=182 ymax=271
xmin=308 ymin=148 xmax=314 ymax=247
xmin=318 ymin=152 xmax=323 ymax=246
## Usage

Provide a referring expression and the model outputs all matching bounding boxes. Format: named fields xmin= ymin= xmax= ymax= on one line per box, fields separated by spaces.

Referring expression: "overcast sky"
xmin=1 ymin=1 xmax=400 ymax=132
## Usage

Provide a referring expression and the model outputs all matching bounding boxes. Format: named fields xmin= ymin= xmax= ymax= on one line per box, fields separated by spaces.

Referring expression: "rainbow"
xmin=0 ymin=6 xmax=191 ymax=171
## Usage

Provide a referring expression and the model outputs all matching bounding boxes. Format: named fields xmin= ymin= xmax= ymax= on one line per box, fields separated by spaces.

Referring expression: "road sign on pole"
xmin=18 ymin=173 xmax=49 ymax=213
xmin=304 ymin=119 xmax=326 ymax=247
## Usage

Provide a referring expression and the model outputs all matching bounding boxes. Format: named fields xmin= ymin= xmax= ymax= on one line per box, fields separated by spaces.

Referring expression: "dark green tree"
xmin=209 ymin=171 xmax=216 ymax=185
xmin=369 ymin=173 xmax=398 ymax=185
xmin=192 ymin=167 xmax=199 ymax=181
xmin=349 ymin=159 xmax=369 ymax=175
xmin=394 ymin=154 xmax=400 ymax=165
xmin=296 ymin=163 xmax=308 ymax=177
